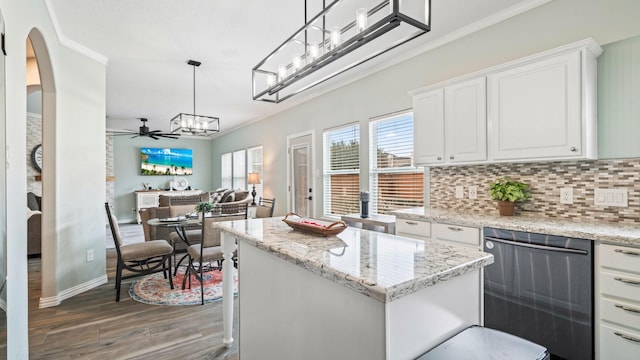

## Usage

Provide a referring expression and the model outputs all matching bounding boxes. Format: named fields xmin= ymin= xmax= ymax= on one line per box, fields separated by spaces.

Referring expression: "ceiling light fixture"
xmin=252 ymin=0 xmax=431 ymax=103
xmin=170 ymin=60 xmax=220 ymax=136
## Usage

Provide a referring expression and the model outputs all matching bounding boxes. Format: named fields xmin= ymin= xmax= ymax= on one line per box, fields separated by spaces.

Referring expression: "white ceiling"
xmin=48 ymin=0 xmax=541 ymax=136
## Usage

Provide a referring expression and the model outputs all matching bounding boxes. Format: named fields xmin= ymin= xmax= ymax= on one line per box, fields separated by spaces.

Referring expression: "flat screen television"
xmin=141 ymin=147 xmax=193 ymax=175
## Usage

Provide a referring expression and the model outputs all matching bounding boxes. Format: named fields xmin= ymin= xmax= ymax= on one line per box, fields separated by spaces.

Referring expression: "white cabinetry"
xmin=488 ymin=49 xmax=597 ymax=161
xmin=431 ymin=223 xmax=481 ymax=250
xmin=412 ymin=77 xmax=486 ymax=165
xmin=396 ymin=218 xmax=431 ymax=240
xmin=410 ymin=38 xmax=602 ymax=165
xmin=596 ymin=243 xmax=640 ymax=360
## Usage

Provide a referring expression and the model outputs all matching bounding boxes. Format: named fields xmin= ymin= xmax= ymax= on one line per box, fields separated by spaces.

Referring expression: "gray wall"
xmin=210 ymin=0 xmax=640 ymax=220
xmin=113 ymin=136 xmax=214 ymax=222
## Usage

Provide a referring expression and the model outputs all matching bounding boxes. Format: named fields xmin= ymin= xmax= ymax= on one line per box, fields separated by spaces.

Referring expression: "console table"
xmin=134 ymin=190 xmax=202 ymax=223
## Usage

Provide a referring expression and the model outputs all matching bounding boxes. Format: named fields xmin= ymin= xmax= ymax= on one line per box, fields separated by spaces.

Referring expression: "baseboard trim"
xmin=39 ymin=275 xmax=108 ymax=308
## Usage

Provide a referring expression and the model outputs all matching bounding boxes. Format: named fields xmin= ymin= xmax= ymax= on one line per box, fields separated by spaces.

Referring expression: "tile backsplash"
xmin=429 ymin=159 xmax=640 ymax=224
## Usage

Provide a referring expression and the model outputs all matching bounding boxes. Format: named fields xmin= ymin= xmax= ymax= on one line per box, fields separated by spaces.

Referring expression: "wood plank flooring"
xmin=28 ymin=249 xmax=239 ymax=359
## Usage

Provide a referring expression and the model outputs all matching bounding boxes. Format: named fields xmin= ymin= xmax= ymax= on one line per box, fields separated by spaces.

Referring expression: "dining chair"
xmin=105 ymin=203 xmax=174 ymax=302
xmin=255 ymin=197 xmax=276 ymax=218
xmin=182 ymin=202 xmax=248 ymax=305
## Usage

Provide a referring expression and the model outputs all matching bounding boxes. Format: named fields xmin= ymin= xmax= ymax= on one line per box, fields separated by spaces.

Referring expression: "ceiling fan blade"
xmin=149 ymin=134 xmax=160 ymax=140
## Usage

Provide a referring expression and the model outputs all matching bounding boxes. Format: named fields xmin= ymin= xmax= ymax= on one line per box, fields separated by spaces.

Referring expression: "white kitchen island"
xmin=215 ymin=217 xmax=494 ymax=360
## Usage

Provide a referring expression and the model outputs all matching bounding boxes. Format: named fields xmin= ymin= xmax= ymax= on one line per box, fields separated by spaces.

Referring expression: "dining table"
xmin=146 ymin=217 xmax=202 ymax=275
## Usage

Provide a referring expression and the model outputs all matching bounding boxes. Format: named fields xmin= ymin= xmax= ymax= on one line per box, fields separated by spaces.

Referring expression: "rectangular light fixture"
xmin=170 ymin=113 xmax=220 ymax=136
xmin=252 ymin=0 xmax=431 ymax=103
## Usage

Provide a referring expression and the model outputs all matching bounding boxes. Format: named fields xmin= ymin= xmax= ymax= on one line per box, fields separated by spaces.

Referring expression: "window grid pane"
xmin=233 ymin=150 xmax=246 ymax=189
xmin=247 ymin=146 xmax=264 ymax=200
xmin=221 ymin=152 xmax=232 ymax=189
xmin=370 ymin=113 xmax=424 ymax=215
xmin=323 ymin=124 xmax=360 ymax=218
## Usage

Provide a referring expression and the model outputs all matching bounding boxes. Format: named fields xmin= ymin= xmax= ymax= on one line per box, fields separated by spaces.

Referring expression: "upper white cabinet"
xmin=488 ymin=50 xmax=594 ymax=161
xmin=411 ymin=38 xmax=602 ymax=166
xmin=412 ymin=77 xmax=487 ymax=165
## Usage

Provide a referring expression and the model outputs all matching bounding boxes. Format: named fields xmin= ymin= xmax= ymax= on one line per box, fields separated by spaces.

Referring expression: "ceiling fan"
xmin=107 ymin=118 xmax=180 ymax=140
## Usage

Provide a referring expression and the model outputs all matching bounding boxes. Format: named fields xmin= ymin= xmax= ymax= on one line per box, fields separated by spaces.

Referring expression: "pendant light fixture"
xmin=252 ymin=0 xmax=431 ymax=103
xmin=170 ymin=60 xmax=220 ymax=136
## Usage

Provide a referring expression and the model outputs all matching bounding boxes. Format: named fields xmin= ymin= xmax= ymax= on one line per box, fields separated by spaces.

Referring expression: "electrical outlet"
xmin=455 ymin=186 xmax=464 ymax=199
xmin=86 ymin=249 xmax=94 ymax=262
xmin=560 ymin=188 xmax=573 ymax=204
xmin=468 ymin=186 xmax=478 ymax=199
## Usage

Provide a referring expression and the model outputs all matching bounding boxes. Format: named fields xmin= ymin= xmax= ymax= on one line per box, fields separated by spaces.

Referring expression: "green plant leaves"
xmin=489 ymin=177 xmax=531 ymax=202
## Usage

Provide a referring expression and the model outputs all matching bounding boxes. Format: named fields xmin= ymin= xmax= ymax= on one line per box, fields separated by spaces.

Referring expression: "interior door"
xmin=288 ymin=133 xmax=313 ymax=217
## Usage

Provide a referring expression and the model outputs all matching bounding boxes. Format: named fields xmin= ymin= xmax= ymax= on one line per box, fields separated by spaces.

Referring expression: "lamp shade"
xmin=247 ymin=172 xmax=261 ymax=185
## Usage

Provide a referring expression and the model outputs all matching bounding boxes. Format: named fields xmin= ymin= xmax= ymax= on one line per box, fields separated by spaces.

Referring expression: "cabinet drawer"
xmin=600 ymin=244 xmax=640 ymax=274
xmin=601 ymin=270 xmax=640 ymax=302
xmin=396 ymin=219 xmax=430 ymax=239
xmin=599 ymin=323 xmax=640 ymax=360
xmin=432 ymin=223 xmax=480 ymax=247
xmin=601 ymin=297 xmax=640 ymax=331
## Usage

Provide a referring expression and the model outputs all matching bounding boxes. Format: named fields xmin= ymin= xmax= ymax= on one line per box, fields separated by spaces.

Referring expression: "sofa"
xmin=140 ymin=188 xmax=252 ymax=243
xmin=27 ymin=192 xmax=42 ymax=256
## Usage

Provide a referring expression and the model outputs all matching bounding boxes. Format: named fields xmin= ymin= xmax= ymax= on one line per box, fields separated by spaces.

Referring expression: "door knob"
xmin=307 ymin=196 xmax=313 ymax=200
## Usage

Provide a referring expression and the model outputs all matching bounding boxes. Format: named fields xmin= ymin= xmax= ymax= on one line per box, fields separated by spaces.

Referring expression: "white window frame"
xmin=322 ymin=123 xmax=360 ymax=218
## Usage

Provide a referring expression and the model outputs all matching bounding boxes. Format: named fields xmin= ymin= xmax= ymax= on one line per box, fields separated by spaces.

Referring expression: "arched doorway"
xmin=26 ymin=29 xmax=56 ymax=304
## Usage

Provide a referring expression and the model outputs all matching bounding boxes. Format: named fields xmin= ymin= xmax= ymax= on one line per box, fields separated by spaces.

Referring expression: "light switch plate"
xmin=455 ymin=186 xmax=464 ymax=199
xmin=594 ymin=188 xmax=628 ymax=207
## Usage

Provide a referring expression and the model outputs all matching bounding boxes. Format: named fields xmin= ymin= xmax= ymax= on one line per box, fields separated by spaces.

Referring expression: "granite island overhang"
xmin=214 ymin=217 xmax=494 ymax=360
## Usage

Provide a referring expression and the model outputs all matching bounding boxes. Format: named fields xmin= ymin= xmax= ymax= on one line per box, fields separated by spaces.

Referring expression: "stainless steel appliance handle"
xmin=484 ymin=236 xmax=589 ymax=255
xmin=614 ymin=332 xmax=640 ymax=343
xmin=614 ymin=277 xmax=640 ymax=285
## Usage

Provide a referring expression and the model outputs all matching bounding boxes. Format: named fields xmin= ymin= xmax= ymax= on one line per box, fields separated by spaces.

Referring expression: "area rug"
xmin=129 ymin=267 xmax=238 ymax=306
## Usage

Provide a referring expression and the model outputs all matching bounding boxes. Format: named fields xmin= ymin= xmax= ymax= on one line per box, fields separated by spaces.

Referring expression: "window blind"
xmin=369 ymin=112 xmax=424 ymax=214
xmin=323 ymin=124 xmax=360 ymax=218
xmin=233 ymin=149 xmax=246 ymax=189
xmin=247 ymin=146 xmax=264 ymax=200
xmin=221 ymin=152 xmax=232 ymax=189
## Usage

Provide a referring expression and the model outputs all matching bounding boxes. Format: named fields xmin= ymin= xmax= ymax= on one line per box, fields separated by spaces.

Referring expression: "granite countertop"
xmin=393 ymin=207 xmax=640 ymax=247
xmin=213 ymin=217 xmax=493 ymax=303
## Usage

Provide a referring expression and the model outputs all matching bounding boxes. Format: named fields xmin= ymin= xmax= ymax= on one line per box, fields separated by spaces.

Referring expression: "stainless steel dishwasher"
xmin=483 ymin=227 xmax=593 ymax=360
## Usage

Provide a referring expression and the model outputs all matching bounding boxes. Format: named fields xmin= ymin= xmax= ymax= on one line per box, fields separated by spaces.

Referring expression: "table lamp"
xmin=247 ymin=172 xmax=261 ymax=206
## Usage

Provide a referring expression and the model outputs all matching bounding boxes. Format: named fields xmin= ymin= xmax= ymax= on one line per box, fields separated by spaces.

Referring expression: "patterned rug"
xmin=129 ymin=267 xmax=238 ymax=306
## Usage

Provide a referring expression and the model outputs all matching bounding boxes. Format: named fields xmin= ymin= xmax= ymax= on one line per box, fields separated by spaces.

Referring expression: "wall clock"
xmin=31 ymin=144 xmax=43 ymax=172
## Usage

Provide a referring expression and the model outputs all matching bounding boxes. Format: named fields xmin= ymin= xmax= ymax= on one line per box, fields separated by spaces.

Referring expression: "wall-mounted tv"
xmin=141 ymin=147 xmax=193 ymax=175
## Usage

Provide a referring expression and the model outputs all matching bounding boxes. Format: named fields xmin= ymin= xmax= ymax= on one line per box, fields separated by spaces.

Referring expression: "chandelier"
xmin=170 ymin=60 xmax=220 ymax=136
xmin=252 ymin=0 xmax=431 ymax=103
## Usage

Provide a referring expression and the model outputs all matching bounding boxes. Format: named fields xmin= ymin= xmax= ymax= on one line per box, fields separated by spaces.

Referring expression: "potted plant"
xmin=489 ymin=177 xmax=531 ymax=216
xmin=194 ymin=201 xmax=216 ymax=220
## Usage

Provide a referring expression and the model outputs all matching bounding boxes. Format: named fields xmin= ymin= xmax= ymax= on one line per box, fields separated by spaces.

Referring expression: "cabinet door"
xmin=413 ymin=89 xmax=444 ymax=165
xmin=445 ymin=77 xmax=487 ymax=163
xmin=488 ymin=51 xmax=581 ymax=160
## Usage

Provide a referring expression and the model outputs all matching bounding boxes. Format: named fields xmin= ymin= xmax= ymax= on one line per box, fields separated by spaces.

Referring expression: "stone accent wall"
xmin=430 ymin=159 xmax=640 ymax=224
xmin=27 ymin=113 xmax=42 ymax=195
xmin=106 ymin=136 xmax=114 ymax=206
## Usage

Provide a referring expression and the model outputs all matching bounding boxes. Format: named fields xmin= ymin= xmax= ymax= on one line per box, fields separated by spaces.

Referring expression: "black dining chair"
xmin=255 ymin=197 xmax=276 ymax=218
xmin=105 ymin=203 xmax=174 ymax=302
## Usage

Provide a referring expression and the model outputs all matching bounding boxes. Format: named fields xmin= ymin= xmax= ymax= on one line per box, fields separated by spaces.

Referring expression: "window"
xmin=221 ymin=152 xmax=232 ymax=189
xmin=233 ymin=150 xmax=246 ymax=189
xmin=369 ymin=112 xmax=424 ymax=214
xmin=220 ymin=147 xmax=263 ymax=193
xmin=323 ymin=124 xmax=360 ymax=218
xmin=247 ymin=146 xmax=263 ymax=200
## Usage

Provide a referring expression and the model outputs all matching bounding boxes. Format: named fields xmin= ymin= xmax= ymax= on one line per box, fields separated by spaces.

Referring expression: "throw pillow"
xmin=222 ymin=191 xmax=235 ymax=203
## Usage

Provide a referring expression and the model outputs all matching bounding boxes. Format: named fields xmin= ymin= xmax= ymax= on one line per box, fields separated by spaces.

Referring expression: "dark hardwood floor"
xmin=28 ymin=249 xmax=239 ymax=359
